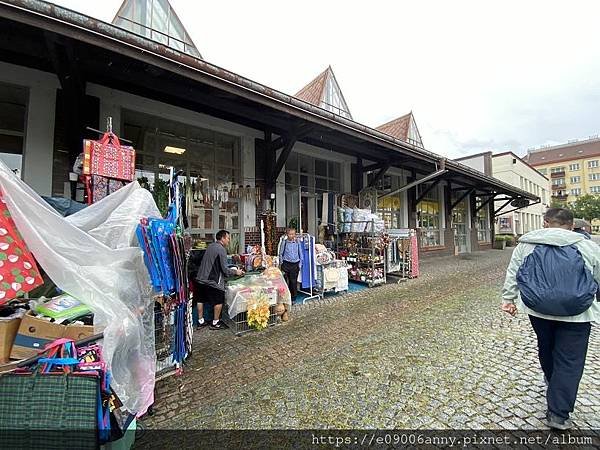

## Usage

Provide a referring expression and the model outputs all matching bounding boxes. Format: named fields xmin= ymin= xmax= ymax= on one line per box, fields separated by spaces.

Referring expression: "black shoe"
xmin=545 ymin=412 xmax=572 ymax=430
xmin=196 ymin=321 xmax=209 ymax=330
xmin=209 ymin=321 xmax=228 ymax=330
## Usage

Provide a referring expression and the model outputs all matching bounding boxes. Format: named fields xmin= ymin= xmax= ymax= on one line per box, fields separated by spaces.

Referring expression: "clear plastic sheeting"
xmin=0 ymin=161 xmax=160 ymax=416
xmin=225 ymin=268 xmax=291 ymax=318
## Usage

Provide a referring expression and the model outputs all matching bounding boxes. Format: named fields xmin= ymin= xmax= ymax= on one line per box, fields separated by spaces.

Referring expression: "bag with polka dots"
xmin=0 ymin=196 xmax=43 ymax=304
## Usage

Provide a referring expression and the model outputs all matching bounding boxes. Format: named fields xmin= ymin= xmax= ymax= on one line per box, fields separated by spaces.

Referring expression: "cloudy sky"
xmin=51 ymin=0 xmax=600 ymax=158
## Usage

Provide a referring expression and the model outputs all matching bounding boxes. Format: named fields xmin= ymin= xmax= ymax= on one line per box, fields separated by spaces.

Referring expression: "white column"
xmin=22 ymin=85 xmax=56 ymax=196
xmin=276 ymin=165 xmax=286 ymax=227
xmin=241 ymin=136 xmax=255 ymax=229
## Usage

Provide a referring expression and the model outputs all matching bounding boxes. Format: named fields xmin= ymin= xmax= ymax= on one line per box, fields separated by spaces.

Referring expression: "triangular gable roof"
xmin=112 ymin=0 xmax=202 ymax=59
xmin=295 ymin=66 xmax=352 ymax=119
xmin=376 ymin=112 xmax=424 ymax=148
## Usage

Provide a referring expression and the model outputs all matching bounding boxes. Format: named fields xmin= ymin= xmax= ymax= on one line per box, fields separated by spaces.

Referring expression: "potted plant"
xmin=493 ymin=235 xmax=506 ymax=250
xmin=504 ymin=235 xmax=515 ymax=247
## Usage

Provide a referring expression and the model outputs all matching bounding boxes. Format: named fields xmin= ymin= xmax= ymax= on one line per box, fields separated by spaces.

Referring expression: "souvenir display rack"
xmin=137 ymin=167 xmax=193 ymax=379
xmin=296 ymin=232 xmax=320 ymax=303
xmin=336 ymin=220 xmax=387 ymax=287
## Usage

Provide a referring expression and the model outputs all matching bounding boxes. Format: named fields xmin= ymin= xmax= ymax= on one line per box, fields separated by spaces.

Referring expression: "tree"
xmin=568 ymin=194 xmax=600 ymax=221
xmin=550 ymin=198 xmax=567 ymax=209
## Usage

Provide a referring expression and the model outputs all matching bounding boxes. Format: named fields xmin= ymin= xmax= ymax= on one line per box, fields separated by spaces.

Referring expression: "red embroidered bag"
xmin=83 ymin=132 xmax=135 ymax=181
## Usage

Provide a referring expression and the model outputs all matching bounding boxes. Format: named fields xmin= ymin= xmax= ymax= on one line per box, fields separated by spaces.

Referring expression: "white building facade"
xmin=455 ymin=152 xmax=549 ymax=236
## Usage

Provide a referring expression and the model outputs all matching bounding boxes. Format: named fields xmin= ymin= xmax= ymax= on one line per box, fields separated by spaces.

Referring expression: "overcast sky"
xmin=50 ymin=0 xmax=600 ymax=159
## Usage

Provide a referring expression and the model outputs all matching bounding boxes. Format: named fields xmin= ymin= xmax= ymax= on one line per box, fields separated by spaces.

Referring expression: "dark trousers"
xmin=281 ymin=261 xmax=300 ymax=300
xmin=529 ymin=315 xmax=591 ymax=420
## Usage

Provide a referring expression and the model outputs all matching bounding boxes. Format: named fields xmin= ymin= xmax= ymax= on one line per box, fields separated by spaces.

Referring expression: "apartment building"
xmin=455 ymin=151 xmax=549 ymax=236
xmin=525 ymin=137 xmax=600 ymax=204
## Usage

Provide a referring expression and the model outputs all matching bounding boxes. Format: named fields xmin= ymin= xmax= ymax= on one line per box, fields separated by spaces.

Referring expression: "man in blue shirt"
xmin=279 ymin=227 xmax=304 ymax=302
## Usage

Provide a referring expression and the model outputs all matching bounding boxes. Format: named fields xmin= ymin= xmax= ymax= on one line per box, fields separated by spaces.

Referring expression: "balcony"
xmin=550 ymin=171 xmax=566 ymax=178
xmin=551 ymin=183 xmax=566 ymax=190
xmin=552 ymin=192 xmax=568 ymax=201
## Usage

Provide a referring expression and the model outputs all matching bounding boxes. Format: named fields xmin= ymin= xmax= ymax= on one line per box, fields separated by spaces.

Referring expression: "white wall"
xmin=0 ymin=62 xmax=59 ymax=195
xmin=456 ymin=155 xmax=486 ymax=174
xmin=493 ymin=153 xmax=549 ymax=234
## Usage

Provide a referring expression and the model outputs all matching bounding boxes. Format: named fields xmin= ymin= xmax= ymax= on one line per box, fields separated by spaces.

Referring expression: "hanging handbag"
xmin=82 ymin=132 xmax=135 ymax=181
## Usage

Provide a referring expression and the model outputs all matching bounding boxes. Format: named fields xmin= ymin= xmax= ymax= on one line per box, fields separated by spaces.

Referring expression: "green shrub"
xmin=503 ymin=235 xmax=515 ymax=246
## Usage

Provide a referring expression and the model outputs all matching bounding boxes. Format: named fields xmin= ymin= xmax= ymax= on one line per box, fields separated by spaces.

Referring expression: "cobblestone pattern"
xmin=139 ymin=249 xmax=600 ymax=433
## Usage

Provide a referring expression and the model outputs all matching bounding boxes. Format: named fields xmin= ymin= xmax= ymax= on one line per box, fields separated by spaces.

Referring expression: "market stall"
xmin=0 ymin=127 xmax=160 ymax=447
xmin=136 ymin=167 xmax=193 ymax=377
xmin=224 ymin=266 xmax=291 ymax=335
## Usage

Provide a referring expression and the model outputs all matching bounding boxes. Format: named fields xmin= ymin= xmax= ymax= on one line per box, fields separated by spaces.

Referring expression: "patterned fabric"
xmin=410 ymin=234 xmax=420 ymax=278
xmin=91 ymin=174 xmax=109 ymax=203
xmin=0 ymin=373 xmax=98 ymax=449
xmin=87 ymin=175 xmax=126 ymax=205
xmin=0 ymin=193 xmax=43 ymax=304
xmin=83 ymin=133 xmax=135 ymax=181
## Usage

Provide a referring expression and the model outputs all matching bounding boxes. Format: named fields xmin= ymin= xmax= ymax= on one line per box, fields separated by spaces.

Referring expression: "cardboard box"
xmin=0 ymin=317 xmax=21 ymax=363
xmin=10 ymin=311 xmax=96 ymax=360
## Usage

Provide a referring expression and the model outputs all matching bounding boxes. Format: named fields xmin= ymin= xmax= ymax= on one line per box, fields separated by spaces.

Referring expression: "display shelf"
xmin=336 ymin=219 xmax=386 ymax=288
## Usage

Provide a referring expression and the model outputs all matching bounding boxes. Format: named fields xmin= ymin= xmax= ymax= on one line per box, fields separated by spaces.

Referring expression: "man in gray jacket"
xmin=196 ymin=229 xmax=244 ymax=330
xmin=501 ymin=207 xmax=600 ymax=429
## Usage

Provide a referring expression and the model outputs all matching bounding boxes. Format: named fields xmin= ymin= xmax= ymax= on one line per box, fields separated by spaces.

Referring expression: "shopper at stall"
xmin=279 ymin=227 xmax=304 ymax=302
xmin=196 ymin=229 xmax=244 ymax=330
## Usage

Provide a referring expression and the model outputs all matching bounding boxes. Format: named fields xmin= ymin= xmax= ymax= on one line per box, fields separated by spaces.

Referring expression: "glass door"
xmin=452 ymin=200 xmax=469 ymax=254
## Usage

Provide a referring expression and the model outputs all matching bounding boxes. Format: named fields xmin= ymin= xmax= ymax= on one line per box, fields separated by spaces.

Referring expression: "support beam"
xmin=363 ymin=161 xmax=387 ymax=173
xmin=263 ymin=124 xmax=313 ymax=153
xmin=450 ymin=188 xmax=475 ymax=211
xmin=475 ymin=194 xmax=497 ymax=213
xmin=270 ymin=136 xmax=296 ymax=182
xmin=379 ymin=169 xmax=448 ymax=200
xmin=45 ymin=33 xmax=87 ymax=169
xmin=356 ymin=157 xmax=364 ymax=192
xmin=367 ymin=163 xmax=391 ymax=188
xmin=499 ymin=200 xmax=541 ymax=216
xmin=494 ymin=199 xmax=513 ymax=216
xmin=415 ymin=179 xmax=442 ymax=205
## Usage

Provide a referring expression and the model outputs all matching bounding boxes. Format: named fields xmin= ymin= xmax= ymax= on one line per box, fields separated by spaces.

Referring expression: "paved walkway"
xmin=140 ymin=248 xmax=599 ymax=431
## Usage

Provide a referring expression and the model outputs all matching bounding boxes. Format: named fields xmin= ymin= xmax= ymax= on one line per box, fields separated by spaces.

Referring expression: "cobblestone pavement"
xmin=140 ymin=249 xmax=599 ymax=432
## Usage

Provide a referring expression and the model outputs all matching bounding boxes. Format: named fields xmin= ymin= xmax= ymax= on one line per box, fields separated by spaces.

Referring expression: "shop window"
xmin=315 ymin=159 xmax=327 ymax=177
xmin=122 ymin=109 xmax=241 ymax=247
xmin=0 ymin=82 xmax=26 ymax=179
xmin=374 ymin=174 xmax=404 ymax=229
xmin=417 ymin=183 xmax=441 ymax=247
xmin=315 ymin=177 xmax=327 ymax=191
xmin=285 ymin=153 xmax=342 ymax=230
xmin=475 ymin=199 xmax=491 ymax=242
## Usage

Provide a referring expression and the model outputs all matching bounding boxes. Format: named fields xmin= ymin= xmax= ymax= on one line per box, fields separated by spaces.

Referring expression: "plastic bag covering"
xmin=225 ymin=268 xmax=291 ymax=318
xmin=0 ymin=161 xmax=160 ymax=415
